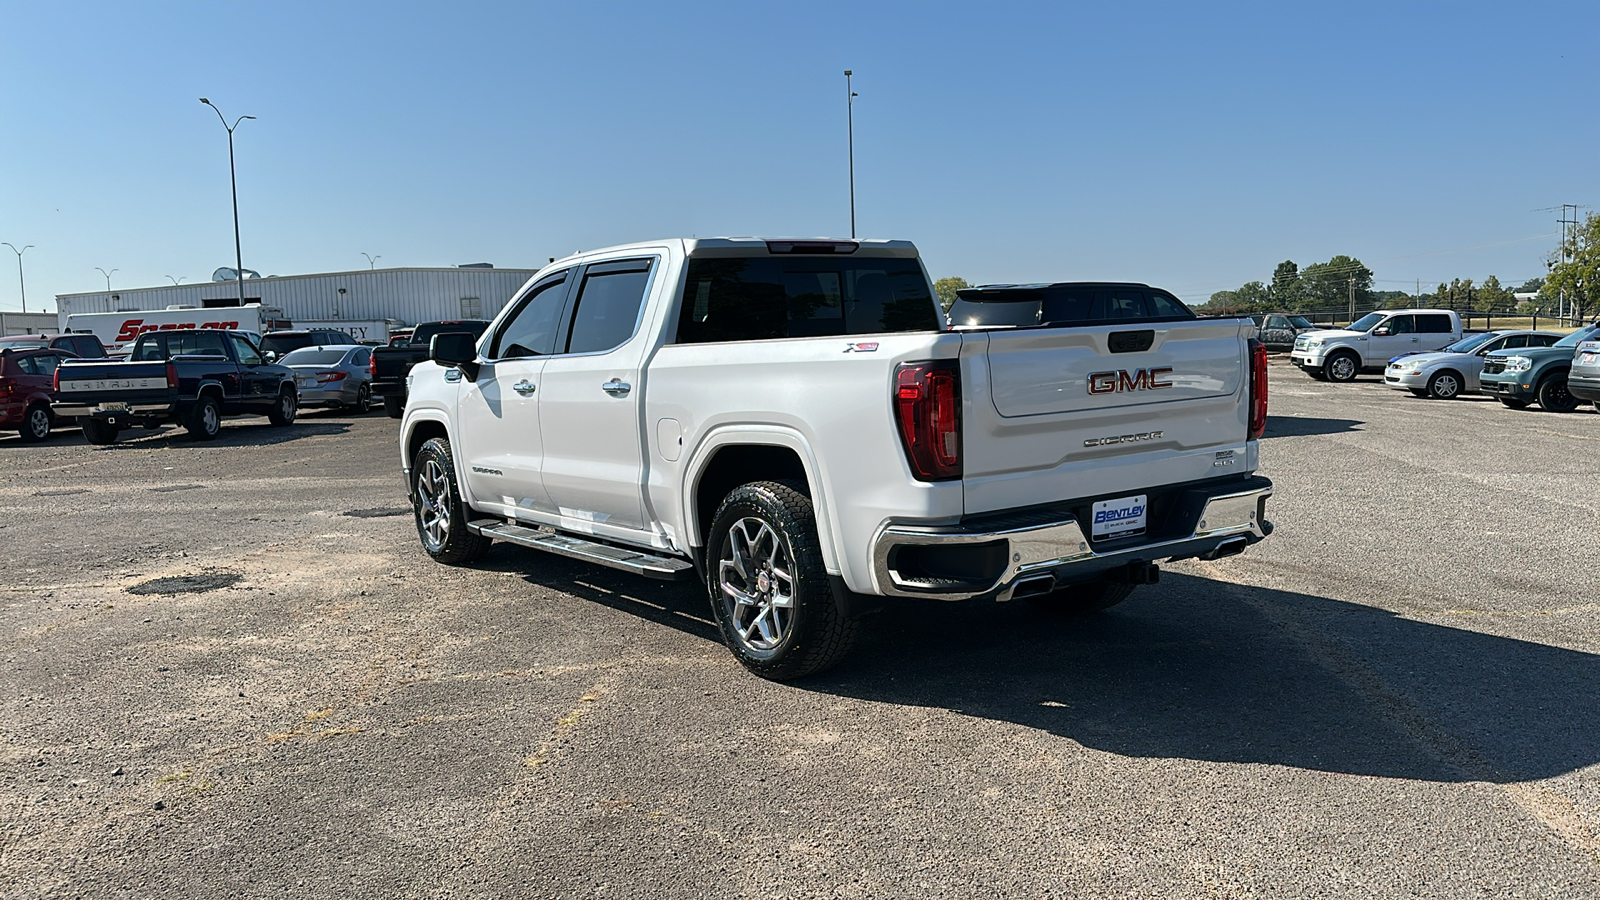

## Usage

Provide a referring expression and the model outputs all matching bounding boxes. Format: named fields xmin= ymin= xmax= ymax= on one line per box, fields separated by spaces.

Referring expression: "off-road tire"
xmin=1427 ymin=370 xmax=1463 ymax=400
xmin=1536 ymin=375 xmax=1579 ymax=413
xmin=1027 ymin=581 xmax=1138 ymax=615
xmin=1325 ymin=351 xmax=1361 ymax=383
xmin=707 ymin=480 xmax=857 ymax=680
xmin=18 ymin=403 xmax=52 ymax=443
xmin=412 ymin=437 xmax=492 ymax=565
xmin=383 ymin=395 xmax=404 ymax=419
xmin=267 ymin=388 xmax=297 ymax=426
xmin=81 ymin=418 xmax=120 ymax=445
xmin=184 ymin=395 xmax=222 ymax=441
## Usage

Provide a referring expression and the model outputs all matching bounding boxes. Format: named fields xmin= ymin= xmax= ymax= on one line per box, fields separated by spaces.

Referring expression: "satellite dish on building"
xmin=212 ymin=267 xmax=262 ymax=282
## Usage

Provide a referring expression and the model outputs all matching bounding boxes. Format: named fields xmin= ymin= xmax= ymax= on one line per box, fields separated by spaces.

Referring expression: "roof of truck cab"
xmin=965 ymin=281 xmax=1158 ymax=292
xmin=539 ymin=238 xmax=920 ymax=273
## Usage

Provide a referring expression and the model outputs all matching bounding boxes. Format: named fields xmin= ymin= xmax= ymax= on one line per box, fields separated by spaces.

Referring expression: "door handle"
xmin=602 ymin=379 xmax=631 ymax=397
xmin=1411 ymin=337 xmax=1420 ymax=342
xmin=512 ymin=380 xmax=536 ymax=395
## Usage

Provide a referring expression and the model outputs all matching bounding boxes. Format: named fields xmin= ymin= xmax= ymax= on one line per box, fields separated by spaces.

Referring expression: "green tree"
xmin=934 ymin=276 xmax=970 ymax=312
xmin=1513 ymin=276 xmax=1545 ymax=294
xmin=1271 ymin=261 xmax=1301 ymax=305
xmin=1298 ymin=255 xmax=1374 ymax=312
xmin=1474 ymin=275 xmax=1512 ymax=312
xmin=1546 ymin=213 xmax=1600 ymax=322
xmin=1204 ymin=281 xmax=1271 ymax=312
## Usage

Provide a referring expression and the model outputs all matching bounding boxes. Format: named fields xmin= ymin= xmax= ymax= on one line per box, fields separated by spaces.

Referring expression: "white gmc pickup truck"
xmin=400 ymin=238 xmax=1273 ymax=678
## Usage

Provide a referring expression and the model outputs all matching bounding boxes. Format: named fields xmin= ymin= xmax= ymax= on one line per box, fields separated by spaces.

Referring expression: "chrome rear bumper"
xmin=871 ymin=479 xmax=1272 ymax=601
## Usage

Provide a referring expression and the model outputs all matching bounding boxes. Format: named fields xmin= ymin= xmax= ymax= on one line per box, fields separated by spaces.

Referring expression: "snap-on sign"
xmin=115 ymin=319 xmax=241 ymax=342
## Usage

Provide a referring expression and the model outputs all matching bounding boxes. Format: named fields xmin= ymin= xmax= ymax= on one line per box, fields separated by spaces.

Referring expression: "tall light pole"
xmin=362 ymin=252 xmax=381 ymax=270
xmin=95 ymin=267 xmax=119 ymax=291
xmin=2 ymin=243 xmax=30 ymax=313
xmin=844 ymin=70 xmax=858 ymax=239
xmin=200 ymin=98 xmax=255 ymax=308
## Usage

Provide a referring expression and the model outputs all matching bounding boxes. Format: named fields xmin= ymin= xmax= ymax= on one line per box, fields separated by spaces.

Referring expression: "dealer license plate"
xmin=1581 ymin=351 xmax=1598 ymax=366
xmin=98 ymin=402 xmax=129 ymax=411
xmin=1092 ymin=494 xmax=1147 ymax=540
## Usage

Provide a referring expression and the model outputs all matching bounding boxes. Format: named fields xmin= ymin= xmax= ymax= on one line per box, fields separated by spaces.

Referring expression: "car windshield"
xmin=281 ymin=348 xmax=348 ymax=366
xmin=1444 ymin=333 xmax=1499 ymax=353
xmin=1554 ymin=325 xmax=1600 ymax=348
xmin=1289 ymin=316 xmax=1316 ymax=329
xmin=1345 ymin=313 xmax=1385 ymax=333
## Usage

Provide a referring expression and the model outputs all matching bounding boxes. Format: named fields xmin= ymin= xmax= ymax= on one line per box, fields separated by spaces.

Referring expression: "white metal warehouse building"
xmin=53 ymin=266 xmax=541 ymax=330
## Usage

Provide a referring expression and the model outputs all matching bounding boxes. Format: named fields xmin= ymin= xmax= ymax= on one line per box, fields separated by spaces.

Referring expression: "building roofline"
xmin=54 ymin=266 xmax=541 ymax=300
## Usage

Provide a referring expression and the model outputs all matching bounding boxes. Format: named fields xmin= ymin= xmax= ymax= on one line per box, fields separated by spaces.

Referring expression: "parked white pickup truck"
xmin=400 ymin=238 xmax=1273 ymax=678
xmin=1289 ymin=308 xmax=1463 ymax=382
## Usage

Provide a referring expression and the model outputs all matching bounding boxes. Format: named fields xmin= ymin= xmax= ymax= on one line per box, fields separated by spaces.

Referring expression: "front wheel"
xmin=18 ymin=403 xmax=52 ymax=443
xmin=1427 ymin=370 xmax=1462 ymax=400
xmin=1325 ymin=352 xmax=1360 ymax=383
xmin=1028 ymin=581 xmax=1137 ymax=615
xmin=81 ymin=418 xmax=120 ymax=445
xmin=383 ymin=395 xmax=404 ymax=419
xmin=1537 ymin=376 xmax=1579 ymax=413
xmin=707 ymin=481 xmax=857 ymax=680
xmin=267 ymin=388 xmax=297 ymax=426
xmin=412 ymin=437 xmax=492 ymax=564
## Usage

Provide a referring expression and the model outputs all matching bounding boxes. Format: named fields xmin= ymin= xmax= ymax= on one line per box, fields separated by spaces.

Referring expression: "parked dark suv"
xmin=259 ymin=329 xmax=358 ymax=359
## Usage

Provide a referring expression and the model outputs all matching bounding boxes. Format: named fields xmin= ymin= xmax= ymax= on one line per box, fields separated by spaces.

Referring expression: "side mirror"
xmin=429 ymin=331 xmax=480 ymax=380
xmin=263 ymin=350 xmax=278 ymax=362
xmin=1372 ymin=327 xmax=1391 ymax=336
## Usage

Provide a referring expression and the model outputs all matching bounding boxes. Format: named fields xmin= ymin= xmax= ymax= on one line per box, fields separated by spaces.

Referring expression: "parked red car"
xmin=1 ymin=347 xmax=74 ymax=442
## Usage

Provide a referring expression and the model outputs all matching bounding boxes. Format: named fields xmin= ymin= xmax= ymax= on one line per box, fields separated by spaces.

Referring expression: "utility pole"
xmin=2 ymin=243 xmax=31 ymax=313
xmin=1348 ymin=276 xmax=1355 ymax=322
xmin=844 ymin=70 xmax=857 ymax=239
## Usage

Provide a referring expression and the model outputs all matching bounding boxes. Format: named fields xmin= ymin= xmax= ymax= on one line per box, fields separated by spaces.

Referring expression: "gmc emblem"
xmin=1087 ymin=367 xmax=1174 ymax=395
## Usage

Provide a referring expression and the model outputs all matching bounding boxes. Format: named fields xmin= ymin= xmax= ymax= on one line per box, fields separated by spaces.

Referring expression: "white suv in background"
xmin=1289 ymin=309 xmax=1463 ymax=382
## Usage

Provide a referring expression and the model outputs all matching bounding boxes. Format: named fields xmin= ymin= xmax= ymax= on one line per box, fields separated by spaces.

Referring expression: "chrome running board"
xmin=467 ymin=519 xmax=695 ymax=581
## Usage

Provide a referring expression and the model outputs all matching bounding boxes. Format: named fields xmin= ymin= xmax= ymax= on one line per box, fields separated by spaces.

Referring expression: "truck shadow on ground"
xmin=1260 ymin=415 xmax=1364 ymax=439
xmin=7 ymin=421 xmax=352 ymax=450
xmin=502 ymin=552 xmax=1600 ymax=784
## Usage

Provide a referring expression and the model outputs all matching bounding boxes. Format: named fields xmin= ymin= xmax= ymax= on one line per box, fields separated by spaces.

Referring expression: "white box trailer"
xmin=294 ymin=319 xmax=400 ymax=345
xmin=64 ymin=304 xmax=290 ymax=356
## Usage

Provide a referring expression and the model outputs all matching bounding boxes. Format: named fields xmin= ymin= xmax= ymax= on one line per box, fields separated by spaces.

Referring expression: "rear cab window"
xmin=676 ymin=254 xmax=940 ymax=344
xmin=948 ymin=283 xmax=1196 ymax=329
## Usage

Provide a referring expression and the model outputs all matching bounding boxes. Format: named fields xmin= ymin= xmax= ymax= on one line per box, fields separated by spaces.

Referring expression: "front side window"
xmin=1382 ymin=315 xmax=1416 ymax=335
xmin=1267 ymin=316 xmax=1290 ymax=330
xmin=230 ymin=334 xmax=263 ymax=366
xmin=491 ymin=271 xmax=571 ymax=358
xmin=677 ymin=256 xmax=938 ymax=344
xmin=565 ymin=259 xmax=654 ymax=355
xmin=31 ymin=354 xmax=62 ymax=376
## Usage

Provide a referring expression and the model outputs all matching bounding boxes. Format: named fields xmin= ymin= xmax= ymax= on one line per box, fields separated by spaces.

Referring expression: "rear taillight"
xmin=166 ymin=362 xmax=179 ymax=389
xmin=52 ymin=367 xmax=60 ymax=392
xmin=894 ymin=361 xmax=961 ymax=481
xmin=1248 ymin=338 xmax=1268 ymax=440
xmin=1 ymin=377 xmax=14 ymax=396
xmin=317 ymin=371 xmax=348 ymax=383
xmin=368 ymin=354 xmax=377 ymax=377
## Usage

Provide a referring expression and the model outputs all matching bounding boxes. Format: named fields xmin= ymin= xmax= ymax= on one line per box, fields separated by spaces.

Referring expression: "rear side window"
xmin=1417 ymin=314 xmax=1454 ymax=334
xmin=677 ymin=256 xmax=939 ymax=344
xmin=31 ymin=354 xmax=62 ymax=376
xmin=565 ymin=259 xmax=654 ymax=355
xmin=135 ymin=331 xmax=227 ymax=359
xmin=1531 ymin=334 xmax=1560 ymax=347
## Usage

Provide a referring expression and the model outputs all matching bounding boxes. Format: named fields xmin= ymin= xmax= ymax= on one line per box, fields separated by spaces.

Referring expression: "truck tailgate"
xmin=55 ymin=361 xmax=171 ymax=400
xmin=961 ymin=320 xmax=1253 ymax=515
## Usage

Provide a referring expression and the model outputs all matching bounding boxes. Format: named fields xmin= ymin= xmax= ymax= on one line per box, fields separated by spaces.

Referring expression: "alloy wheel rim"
xmin=417 ymin=458 xmax=450 ymax=549
xmin=718 ymin=517 xmax=795 ymax=652
xmin=1548 ymin=383 xmax=1573 ymax=408
xmin=28 ymin=408 xmax=48 ymax=439
xmin=203 ymin=404 xmax=220 ymax=433
xmin=1436 ymin=375 xmax=1458 ymax=397
xmin=282 ymin=393 xmax=295 ymax=421
xmin=1332 ymin=357 xmax=1355 ymax=380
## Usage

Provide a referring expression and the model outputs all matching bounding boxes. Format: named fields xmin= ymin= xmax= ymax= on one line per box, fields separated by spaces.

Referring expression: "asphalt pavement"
xmin=3 ymin=370 xmax=1599 ymax=899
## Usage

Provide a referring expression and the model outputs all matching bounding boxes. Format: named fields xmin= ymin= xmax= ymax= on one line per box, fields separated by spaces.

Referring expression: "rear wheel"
xmin=1325 ymin=352 xmax=1360 ymax=383
xmin=1536 ymin=375 xmax=1579 ymax=413
xmin=81 ymin=418 xmax=120 ymax=445
xmin=1498 ymin=398 xmax=1529 ymax=409
xmin=708 ymin=481 xmax=857 ymax=680
xmin=184 ymin=395 xmax=222 ymax=441
xmin=267 ymin=388 xmax=297 ymax=426
xmin=412 ymin=437 xmax=492 ymax=564
xmin=18 ymin=403 xmax=52 ymax=443
xmin=383 ymin=395 xmax=404 ymax=419
xmin=353 ymin=384 xmax=372 ymax=415
xmin=1027 ymin=581 xmax=1137 ymax=615
xmin=1427 ymin=370 xmax=1463 ymax=399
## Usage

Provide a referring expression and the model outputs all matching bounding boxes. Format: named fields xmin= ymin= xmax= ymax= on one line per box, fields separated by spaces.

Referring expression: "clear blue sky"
xmin=2 ymin=1 xmax=1595 ymax=311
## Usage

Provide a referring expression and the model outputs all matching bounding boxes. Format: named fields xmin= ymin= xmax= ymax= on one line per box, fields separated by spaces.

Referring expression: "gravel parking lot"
xmin=4 ymin=367 xmax=1599 ymax=899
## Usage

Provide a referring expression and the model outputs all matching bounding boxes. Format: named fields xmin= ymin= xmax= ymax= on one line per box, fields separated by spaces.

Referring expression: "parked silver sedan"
xmin=279 ymin=344 xmax=375 ymax=413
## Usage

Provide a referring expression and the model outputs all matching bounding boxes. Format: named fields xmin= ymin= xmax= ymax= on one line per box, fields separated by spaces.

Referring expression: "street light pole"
xmin=200 ymin=98 xmax=255 ymax=308
xmin=362 ymin=252 xmax=381 ymax=270
xmin=1 ymin=243 xmax=31 ymax=313
xmin=844 ymin=70 xmax=858 ymax=239
xmin=95 ymin=267 xmax=119 ymax=292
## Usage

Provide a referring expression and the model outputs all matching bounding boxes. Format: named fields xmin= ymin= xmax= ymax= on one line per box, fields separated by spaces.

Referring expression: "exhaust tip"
xmin=1011 ymin=574 xmax=1056 ymax=599
xmin=1202 ymin=537 xmax=1249 ymax=560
